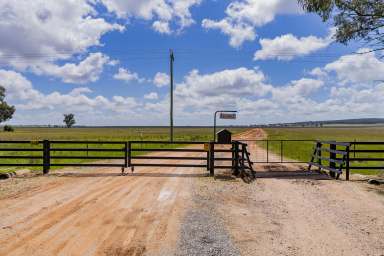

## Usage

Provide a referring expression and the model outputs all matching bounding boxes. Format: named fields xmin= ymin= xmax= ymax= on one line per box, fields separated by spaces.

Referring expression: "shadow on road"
xmin=49 ymin=172 xmax=209 ymax=178
xmin=255 ymin=170 xmax=331 ymax=180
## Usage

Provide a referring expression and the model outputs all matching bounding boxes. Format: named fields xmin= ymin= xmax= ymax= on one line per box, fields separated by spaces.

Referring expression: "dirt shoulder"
xmin=196 ymin=128 xmax=384 ymax=256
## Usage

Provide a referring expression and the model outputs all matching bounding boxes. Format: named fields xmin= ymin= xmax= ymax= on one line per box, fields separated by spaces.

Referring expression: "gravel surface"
xmin=176 ymin=206 xmax=239 ymax=256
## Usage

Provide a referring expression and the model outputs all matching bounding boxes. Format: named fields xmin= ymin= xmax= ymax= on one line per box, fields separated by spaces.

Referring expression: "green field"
xmin=263 ymin=127 xmax=384 ymax=176
xmin=0 ymin=127 xmax=246 ymax=173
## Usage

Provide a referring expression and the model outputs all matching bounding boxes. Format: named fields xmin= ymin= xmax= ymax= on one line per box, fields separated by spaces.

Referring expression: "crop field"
xmin=0 ymin=127 xmax=247 ymax=173
xmin=263 ymin=127 xmax=384 ymax=175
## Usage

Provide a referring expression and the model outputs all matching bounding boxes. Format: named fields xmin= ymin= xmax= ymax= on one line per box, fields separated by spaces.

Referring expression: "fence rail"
xmin=0 ymin=140 xmax=127 ymax=174
xmin=1 ymin=139 xmax=383 ymax=180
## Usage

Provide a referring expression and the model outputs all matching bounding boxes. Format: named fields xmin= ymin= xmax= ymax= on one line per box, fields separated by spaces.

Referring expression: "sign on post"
xmin=220 ymin=113 xmax=236 ymax=119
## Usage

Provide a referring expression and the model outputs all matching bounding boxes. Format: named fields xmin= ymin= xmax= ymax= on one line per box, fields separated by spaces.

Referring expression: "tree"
xmin=298 ymin=0 xmax=384 ymax=52
xmin=63 ymin=113 xmax=76 ymax=128
xmin=0 ymin=86 xmax=15 ymax=124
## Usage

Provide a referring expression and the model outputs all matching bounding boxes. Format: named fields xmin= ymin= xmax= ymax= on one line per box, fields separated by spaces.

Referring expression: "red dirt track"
xmin=0 ymin=128 xmax=384 ymax=256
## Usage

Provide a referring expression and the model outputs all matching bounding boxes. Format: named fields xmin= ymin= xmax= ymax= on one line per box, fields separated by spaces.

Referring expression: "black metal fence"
xmin=128 ymin=141 xmax=254 ymax=176
xmin=348 ymin=141 xmax=384 ymax=172
xmin=1 ymin=139 xmax=383 ymax=180
xmin=0 ymin=140 xmax=128 ymax=174
xmin=236 ymin=139 xmax=316 ymax=163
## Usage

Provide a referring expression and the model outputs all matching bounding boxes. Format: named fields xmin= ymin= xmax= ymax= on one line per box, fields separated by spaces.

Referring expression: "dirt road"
xmin=0 ymin=129 xmax=383 ymax=256
xmin=0 ymin=151 xmax=206 ymax=256
xmin=210 ymin=129 xmax=384 ymax=256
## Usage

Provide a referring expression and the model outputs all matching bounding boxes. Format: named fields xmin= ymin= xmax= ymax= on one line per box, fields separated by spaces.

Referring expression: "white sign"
xmin=220 ymin=113 xmax=236 ymax=119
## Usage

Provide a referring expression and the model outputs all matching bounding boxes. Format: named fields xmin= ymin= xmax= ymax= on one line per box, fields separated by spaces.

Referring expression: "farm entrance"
xmin=128 ymin=141 xmax=255 ymax=177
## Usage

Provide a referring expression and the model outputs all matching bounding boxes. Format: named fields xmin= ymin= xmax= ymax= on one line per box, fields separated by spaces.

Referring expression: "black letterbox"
xmin=216 ymin=129 xmax=232 ymax=144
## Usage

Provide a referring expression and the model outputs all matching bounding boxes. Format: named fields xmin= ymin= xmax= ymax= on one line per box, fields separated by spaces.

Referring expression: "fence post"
xmin=128 ymin=141 xmax=131 ymax=167
xmin=241 ymin=143 xmax=245 ymax=170
xmin=280 ymin=140 xmax=283 ymax=163
xmin=266 ymin=140 xmax=269 ymax=163
xmin=346 ymin=146 xmax=350 ymax=181
xmin=206 ymin=145 xmax=210 ymax=171
xmin=234 ymin=142 xmax=239 ymax=176
xmin=124 ymin=142 xmax=128 ymax=168
xmin=209 ymin=142 xmax=215 ymax=176
xmin=329 ymin=142 xmax=336 ymax=178
xmin=318 ymin=142 xmax=322 ymax=171
xmin=43 ymin=140 xmax=50 ymax=174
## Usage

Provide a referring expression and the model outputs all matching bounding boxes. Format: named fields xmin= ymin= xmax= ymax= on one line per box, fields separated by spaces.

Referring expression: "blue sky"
xmin=1 ymin=0 xmax=384 ymax=126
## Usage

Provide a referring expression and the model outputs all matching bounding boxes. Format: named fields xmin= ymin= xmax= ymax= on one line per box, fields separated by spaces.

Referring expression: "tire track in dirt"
xmin=198 ymin=128 xmax=384 ymax=256
xmin=0 ymin=150 xmax=205 ymax=256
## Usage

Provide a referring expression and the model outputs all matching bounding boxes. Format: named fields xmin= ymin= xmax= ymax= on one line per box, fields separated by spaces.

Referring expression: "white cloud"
xmin=152 ymin=20 xmax=171 ymax=34
xmin=0 ymin=0 xmax=123 ymax=70
xmin=33 ymin=53 xmax=113 ymax=84
xmin=202 ymin=0 xmax=300 ymax=47
xmin=174 ymin=67 xmax=272 ymax=114
xmin=144 ymin=92 xmax=159 ymax=100
xmin=254 ymin=31 xmax=333 ymax=61
xmin=113 ymin=68 xmax=146 ymax=83
xmin=153 ymin=72 xmax=170 ymax=87
xmin=324 ymin=49 xmax=384 ymax=84
xmin=309 ymin=67 xmax=328 ymax=78
xmin=0 ymin=69 xmax=139 ymax=112
xmin=272 ymin=78 xmax=324 ymax=102
xmin=99 ymin=0 xmax=201 ymax=33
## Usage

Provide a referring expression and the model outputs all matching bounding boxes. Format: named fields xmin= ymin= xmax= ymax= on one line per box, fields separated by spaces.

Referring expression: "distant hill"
xmin=319 ymin=118 xmax=384 ymax=125
xmin=263 ymin=118 xmax=384 ymax=127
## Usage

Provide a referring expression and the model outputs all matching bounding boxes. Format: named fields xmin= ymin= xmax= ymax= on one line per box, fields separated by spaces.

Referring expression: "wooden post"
xmin=329 ymin=142 xmax=336 ymax=178
xmin=43 ymin=140 xmax=50 ymax=175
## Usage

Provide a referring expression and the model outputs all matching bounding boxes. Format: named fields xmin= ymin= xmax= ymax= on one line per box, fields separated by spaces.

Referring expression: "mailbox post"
xmin=213 ymin=110 xmax=237 ymax=142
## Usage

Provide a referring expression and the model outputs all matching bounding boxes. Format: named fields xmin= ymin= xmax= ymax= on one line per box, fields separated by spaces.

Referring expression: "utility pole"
xmin=170 ymin=49 xmax=174 ymax=142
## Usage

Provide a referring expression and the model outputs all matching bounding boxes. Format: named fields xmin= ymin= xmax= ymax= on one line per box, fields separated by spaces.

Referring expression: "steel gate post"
xmin=209 ymin=142 xmax=215 ymax=176
xmin=241 ymin=143 xmax=245 ymax=170
xmin=43 ymin=140 xmax=50 ymax=175
xmin=346 ymin=146 xmax=350 ymax=181
xmin=329 ymin=142 xmax=336 ymax=178
xmin=233 ymin=142 xmax=239 ymax=176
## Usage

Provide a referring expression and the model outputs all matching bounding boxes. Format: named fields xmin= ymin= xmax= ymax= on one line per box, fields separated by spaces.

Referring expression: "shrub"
xmin=3 ymin=125 xmax=14 ymax=132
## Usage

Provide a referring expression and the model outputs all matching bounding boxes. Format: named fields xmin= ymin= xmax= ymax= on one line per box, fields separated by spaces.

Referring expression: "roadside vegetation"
xmin=264 ymin=127 xmax=384 ymax=175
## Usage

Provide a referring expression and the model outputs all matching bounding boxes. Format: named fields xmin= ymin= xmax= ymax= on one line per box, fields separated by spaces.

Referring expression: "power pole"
xmin=170 ymin=49 xmax=174 ymax=142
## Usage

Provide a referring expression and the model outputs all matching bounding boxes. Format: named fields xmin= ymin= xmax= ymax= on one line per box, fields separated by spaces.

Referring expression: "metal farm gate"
xmin=128 ymin=141 xmax=255 ymax=177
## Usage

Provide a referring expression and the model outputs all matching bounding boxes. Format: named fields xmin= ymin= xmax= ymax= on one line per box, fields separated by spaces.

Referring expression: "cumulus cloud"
xmin=113 ymin=68 xmax=146 ymax=83
xmin=0 ymin=69 xmax=139 ymax=112
xmin=99 ymin=0 xmax=201 ymax=34
xmin=32 ymin=53 xmax=113 ymax=84
xmin=324 ymin=49 xmax=384 ymax=84
xmin=144 ymin=92 xmax=159 ymax=100
xmin=254 ymin=31 xmax=333 ymax=61
xmin=152 ymin=21 xmax=171 ymax=34
xmin=0 ymin=0 xmax=123 ymax=70
xmin=153 ymin=72 xmax=170 ymax=87
xmin=174 ymin=67 xmax=272 ymax=113
xmin=202 ymin=0 xmax=300 ymax=47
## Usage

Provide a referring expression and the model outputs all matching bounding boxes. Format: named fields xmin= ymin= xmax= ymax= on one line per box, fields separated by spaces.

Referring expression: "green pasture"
xmin=263 ymin=127 xmax=384 ymax=176
xmin=0 ymin=127 xmax=246 ymax=174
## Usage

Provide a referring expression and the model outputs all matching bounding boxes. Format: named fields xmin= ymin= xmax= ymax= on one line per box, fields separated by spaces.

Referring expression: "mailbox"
xmin=216 ymin=129 xmax=232 ymax=144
